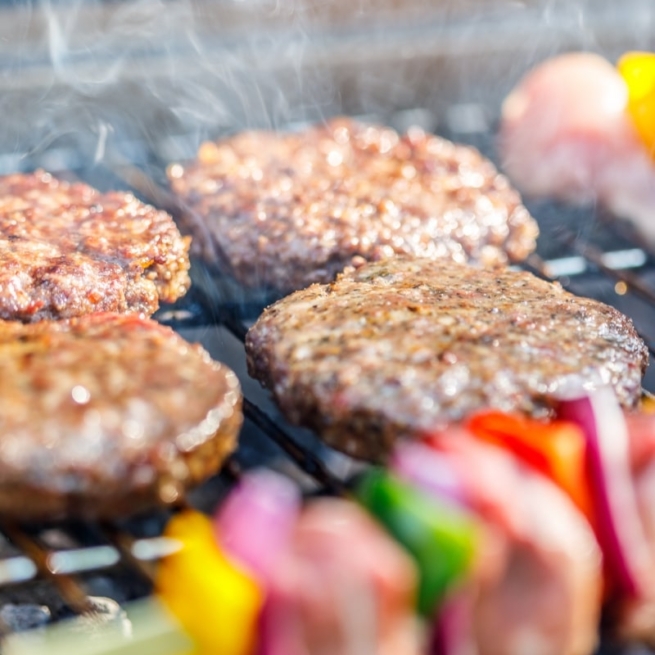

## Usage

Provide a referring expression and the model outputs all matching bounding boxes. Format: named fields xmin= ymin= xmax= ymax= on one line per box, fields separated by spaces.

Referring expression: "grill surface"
xmin=0 ymin=113 xmax=655 ymax=654
xmin=0 ymin=0 xmax=652 ymax=648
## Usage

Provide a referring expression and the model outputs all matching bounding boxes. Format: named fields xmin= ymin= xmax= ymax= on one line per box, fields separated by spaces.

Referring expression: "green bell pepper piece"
xmin=356 ymin=468 xmax=479 ymax=616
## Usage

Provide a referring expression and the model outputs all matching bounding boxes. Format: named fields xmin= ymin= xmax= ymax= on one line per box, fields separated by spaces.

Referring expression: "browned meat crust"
xmin=168 ymin=118 xmax=538 ymax=294
xmin=0 ymin=170 xmax=191 ymax=322
xmin=0 ymin=313 xmax=242 ymax=519
xmin=246 ymin=258 xmax=647 ymax=461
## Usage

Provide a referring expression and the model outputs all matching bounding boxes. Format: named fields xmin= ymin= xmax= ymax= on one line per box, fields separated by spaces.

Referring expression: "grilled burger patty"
xmin=168 ymin=118 xmax=538 ymax=294
xmin=246 ymin=258 xmax=648 ymax=461
xmin=0 ymin=170 xmax=191 ymax=322
xmin=0 ymin=313 xmax=242 ymax=519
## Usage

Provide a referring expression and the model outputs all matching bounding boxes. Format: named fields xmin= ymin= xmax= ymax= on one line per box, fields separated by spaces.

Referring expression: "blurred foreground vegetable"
xmin=8 ymin=388 xmax=655 ymax=655
xmin=3 ymin=598 xmax=191 ymax=655
xmin=259 ymin=499 xmax=424 ymax=655
xmin=618 ymin=52 xmax=655 ymax=154
xmin=214 ymin=470 xmax=301 ymax=583
xmin=417 ymin=430 xmax=603 ymax=655
xmin=466 ymin=411 xmax=592 ymax=519
xmin=558 ymin=390 xmax=654 ymax=601
xmin=156 ymin=510 xmax=263 ymax=655
xmin=356 ymin=468 xmax=479 ymax=616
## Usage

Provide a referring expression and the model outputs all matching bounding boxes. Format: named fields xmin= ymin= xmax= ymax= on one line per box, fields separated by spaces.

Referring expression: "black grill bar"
xmin=243 ymin=398 xmax=348 ymax=496
xmin=221 ymin=309 xmax=250 ymax=343
xmin=100 ymin=524 xmax=158 ymax=584
xmin=4 ymin=150 xmax=655 ymax=640
xmin=597 ymin=209 xmax=655 ymax=263
xmin=525 ymin=251 xmax=655 ymax=361
xmin=223 ymin=458 xmax=244 ymax=483
xmin=522 ymin=253 xmax=557 ymax=282
xmin=157 ymin=296 xmax=248 ymax=339
xmin=0 ymin=522 xmax=94 ymax=615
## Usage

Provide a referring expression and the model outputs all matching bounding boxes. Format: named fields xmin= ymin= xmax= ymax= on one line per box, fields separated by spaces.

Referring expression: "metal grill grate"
xmin=2 ymin=130 xmax=655 ymax=648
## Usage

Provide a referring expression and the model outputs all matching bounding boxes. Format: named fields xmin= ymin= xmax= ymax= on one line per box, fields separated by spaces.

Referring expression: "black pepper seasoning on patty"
xmin=246 ymin=258 xmax=647 ymax=461
xmin=169 ymin=118 xmax=538 ymax=294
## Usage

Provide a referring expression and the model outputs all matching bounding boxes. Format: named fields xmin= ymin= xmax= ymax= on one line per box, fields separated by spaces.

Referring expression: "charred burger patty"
xmin=0 ymin=170 xmax=191 ymax=321
xmin=246 ymin=258 xmax=647 ymax=461
xmin=0 ymin=313 xmax=242 ymax=519
xmin=169 ymin=118 xmax=538 ymax=294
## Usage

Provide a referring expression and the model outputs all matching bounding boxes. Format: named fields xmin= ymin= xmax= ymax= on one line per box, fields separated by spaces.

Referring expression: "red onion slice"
xmin=391 ymin=442 xmax=467 ymax=508
xmin=214 ymin=469 xmax=301 ymax=583
xmin=558 ymin=388 xmax=652 ymax=599
xmin=430 ymin=588 xmax=478 ymax=655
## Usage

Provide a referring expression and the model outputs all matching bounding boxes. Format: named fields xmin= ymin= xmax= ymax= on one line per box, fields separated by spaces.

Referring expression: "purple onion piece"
xmin=391 ymin=442 xmax=467 ymax=509
xmin=430 ymin=589 xmax=478 ymax=655
xmin=558 ymin=388 xmax=652 ymax=599
xmin=256 ymin=591 xmax=306 ymax=655
xmin=214 ymin=469 xmax=301 ymax=583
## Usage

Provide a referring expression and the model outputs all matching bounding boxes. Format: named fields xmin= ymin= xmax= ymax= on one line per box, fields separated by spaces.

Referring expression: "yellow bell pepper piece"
xmin=618 ymin=51 xmax=655 ymax=154
xmin=156 ymin=510 xmax=263 ymax=655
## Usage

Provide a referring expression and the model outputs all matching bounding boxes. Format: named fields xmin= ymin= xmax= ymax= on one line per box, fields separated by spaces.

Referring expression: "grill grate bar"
xmin=521 ymin=253 xmax=556 ymax=282
xmin=0 ymin=523 xmax=93 ymax=615
xmin=0 ymin=556 xmax=37 ymax=586
xmin=243 ymin=398 xmax=348 ymax=496
xmin=596 ymin=209 xmax=655 ymax=263
xmin=100 ymin=524 xmax=159 ymax=584
xmin=223 ymin=458 xmax=244 ymax=483
xmin=47 ymin=546 xmax=120 ymax=575
xmin=557 ymin=228 xmax=655 ymax=307
xmin=525 ymin=252 xmax=655 ymax=360
xmin=0 ymin=527 xmax=188 ymax=593
xmin=221 ymin=309 xmax=249 ymax=343
xmin=157 ymin=295 xmax=247 ymax=338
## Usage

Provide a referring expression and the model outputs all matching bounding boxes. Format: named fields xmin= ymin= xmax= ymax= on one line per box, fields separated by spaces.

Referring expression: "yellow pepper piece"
xmin=156 ymin=510 xmax=263 ymax=655
xmin=618 ymin=51 xmax=655 ymax=154
xmin=642 ymin=394 xmax=655 ymax=414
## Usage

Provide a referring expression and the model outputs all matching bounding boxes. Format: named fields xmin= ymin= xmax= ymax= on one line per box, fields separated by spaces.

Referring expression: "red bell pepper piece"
xmin=464 ymin=411 xmax=593 ymax=522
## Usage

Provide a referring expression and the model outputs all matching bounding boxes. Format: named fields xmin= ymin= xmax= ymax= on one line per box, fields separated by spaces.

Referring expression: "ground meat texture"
xmin=246 ymin=258 xmax=648 ymax=461
xmin=0 ymin=313 xmax=242 ymax=519
xmin=0 ymin=170 xmax=191 ymax=322
xmin=168 ymin=118 xmax=538 ymax=294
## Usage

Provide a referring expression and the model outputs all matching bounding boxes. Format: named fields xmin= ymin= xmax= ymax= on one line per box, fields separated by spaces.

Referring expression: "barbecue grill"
xmin=1 ymin=0 xmax=655 ymax=651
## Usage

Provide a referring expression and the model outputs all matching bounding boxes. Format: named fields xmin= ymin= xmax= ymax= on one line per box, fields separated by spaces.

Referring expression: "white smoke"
xmin=0 ymin=0 xmax=652 ymax=173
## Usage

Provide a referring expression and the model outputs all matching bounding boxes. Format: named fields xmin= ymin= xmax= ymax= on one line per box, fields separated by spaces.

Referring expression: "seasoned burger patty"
xmin=168 ymin=118 xmax=538 ymax=293
xmin=0 ymin=313 xmax=242 ymax=519
xmin=0 ymin=170 xmax=191 ymax=321
xmin=246 ymin=258 xmax=647 ymax=461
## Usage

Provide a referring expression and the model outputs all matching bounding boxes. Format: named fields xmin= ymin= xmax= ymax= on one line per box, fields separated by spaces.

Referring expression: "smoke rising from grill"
xmin=0 ymin=0 xmax=336 ymax=171
xmin=0 ymin=0 xmax=652 ymax=174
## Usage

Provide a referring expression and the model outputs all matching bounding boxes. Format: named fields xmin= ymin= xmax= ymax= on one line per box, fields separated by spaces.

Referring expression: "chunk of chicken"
xmin=259 ymin=499 xmax=424 ymax=655
xmin=499 ymin=52 xmax=655 ymax=241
